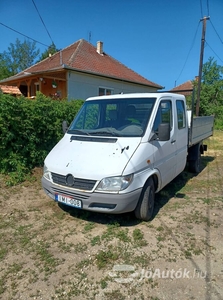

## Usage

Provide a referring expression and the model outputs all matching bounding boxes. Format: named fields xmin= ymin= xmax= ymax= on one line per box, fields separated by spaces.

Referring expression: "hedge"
xmin=0 ymin=92 xmax=83 ymax=185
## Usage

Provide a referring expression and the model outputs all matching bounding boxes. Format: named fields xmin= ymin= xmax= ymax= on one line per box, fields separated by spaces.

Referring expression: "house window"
xmin=99 ymin=87 xmax=113 ymax=96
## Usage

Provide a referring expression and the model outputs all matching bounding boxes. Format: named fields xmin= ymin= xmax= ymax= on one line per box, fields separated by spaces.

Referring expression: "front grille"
xmin=52 ymin=187 xmax=90 ymax=201
xmin=51 ymin=172 xmax=97 ymax=191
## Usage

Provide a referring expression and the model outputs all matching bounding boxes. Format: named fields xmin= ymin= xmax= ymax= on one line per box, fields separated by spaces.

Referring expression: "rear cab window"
xmin=176 ymin=100 xmax=186 ymax=129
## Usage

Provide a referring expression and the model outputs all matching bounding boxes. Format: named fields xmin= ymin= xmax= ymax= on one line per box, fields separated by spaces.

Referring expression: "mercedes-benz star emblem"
xmin=66 ymin=174 xmax=75 ymax=186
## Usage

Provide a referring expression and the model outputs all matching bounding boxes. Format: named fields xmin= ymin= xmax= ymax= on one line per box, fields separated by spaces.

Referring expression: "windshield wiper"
xmin=68 ymin=129 xmax=90 ymax=136
xmin=90 ymin=129 xmax=120 ymax=137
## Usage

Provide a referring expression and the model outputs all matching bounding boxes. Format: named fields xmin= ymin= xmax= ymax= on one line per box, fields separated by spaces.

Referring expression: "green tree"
xmin=199 ymin=57 xmax=223 ymax=124
xmin=187 ymin=57 xmax=223 ymax=128
xmin=37 ymin=43 xmax=59 ymax=62
xmin=0 ymin=39 xmax=40 ymax=79
xmin=0 ymin=54 xmax=12 ymax=80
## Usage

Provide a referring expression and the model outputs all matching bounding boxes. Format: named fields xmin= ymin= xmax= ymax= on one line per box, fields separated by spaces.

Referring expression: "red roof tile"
xmin=11 ymin=39 xmax=163 ymax=89
xmin=0 ymin=85 xmax=21 ymax=95
xmin=169 ymin=80 xmax=194 ymax=96
xmin=170 ymin=80 xmax=193 ymax=92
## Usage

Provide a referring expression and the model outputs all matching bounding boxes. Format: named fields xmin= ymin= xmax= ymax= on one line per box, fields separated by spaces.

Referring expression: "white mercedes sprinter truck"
xmin=42 ymin=93 xmax=214 ymax=221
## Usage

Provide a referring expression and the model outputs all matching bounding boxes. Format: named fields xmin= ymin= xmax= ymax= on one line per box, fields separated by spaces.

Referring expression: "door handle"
xmin=171 ymin=139 xmax=176 ymax=144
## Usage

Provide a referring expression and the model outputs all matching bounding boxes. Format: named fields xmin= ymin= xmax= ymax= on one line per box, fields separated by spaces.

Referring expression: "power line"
xmin=31 ymin=0 xmax=54 ymax=45
xmin=205 ymin=41 xmax=223 ymax=63
xmin=0 ymin=22 xmax=50 ymax=47
xmin=209 ymin=19 xmax=223 ymax=45
xmin=175 ymin=21 xmax=200 ymax=86
xmin=200 ymin=0 xmax=210 ymax=18
xmin=200 ymin=0 xmax=203 ymax=18
xmin=207 ymin=0 xmax=210 ymax=16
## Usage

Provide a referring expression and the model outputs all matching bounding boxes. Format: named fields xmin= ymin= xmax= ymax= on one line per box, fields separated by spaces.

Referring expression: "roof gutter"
xmin=0 ymin=67 xmax=66 ymax=84
xmin=62 ymin=64 xmax=164 ymax=89
xmin=0 ymin=64 xmax=164 ymax=90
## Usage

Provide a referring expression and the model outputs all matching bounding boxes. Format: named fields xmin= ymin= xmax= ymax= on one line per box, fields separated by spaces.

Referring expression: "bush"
xmin=0 ymin=93 xmax=83 ymax=184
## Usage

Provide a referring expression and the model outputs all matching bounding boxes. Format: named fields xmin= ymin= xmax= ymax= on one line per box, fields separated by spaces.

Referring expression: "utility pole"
xmin=196 ymin=16 xmax=210 ymax=116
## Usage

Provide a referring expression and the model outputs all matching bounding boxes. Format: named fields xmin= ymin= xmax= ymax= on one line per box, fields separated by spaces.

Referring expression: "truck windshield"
xmin=68 ymin=97 xmax=156 ymax=137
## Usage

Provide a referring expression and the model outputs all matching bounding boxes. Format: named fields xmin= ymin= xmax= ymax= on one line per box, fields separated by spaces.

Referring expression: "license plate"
xmin=56 ymin=194 xmax=82 ymax=209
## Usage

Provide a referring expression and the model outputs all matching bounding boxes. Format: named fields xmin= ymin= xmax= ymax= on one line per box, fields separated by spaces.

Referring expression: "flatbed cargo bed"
xmin=188 ymin=116 xmax=214 ymax=146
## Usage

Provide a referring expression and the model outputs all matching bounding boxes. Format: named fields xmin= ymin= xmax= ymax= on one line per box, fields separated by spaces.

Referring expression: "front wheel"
xmin=134 ymin=177 xmax=155 ymax=221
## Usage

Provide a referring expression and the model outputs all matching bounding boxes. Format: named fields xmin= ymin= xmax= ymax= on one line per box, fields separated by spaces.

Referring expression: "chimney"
xmin=97 ymin=41 xmax=103 ymax=55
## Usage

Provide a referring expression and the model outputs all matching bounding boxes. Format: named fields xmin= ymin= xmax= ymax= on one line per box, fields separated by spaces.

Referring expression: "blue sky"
xmin=1 ymin=0 xmax=223 ymax=90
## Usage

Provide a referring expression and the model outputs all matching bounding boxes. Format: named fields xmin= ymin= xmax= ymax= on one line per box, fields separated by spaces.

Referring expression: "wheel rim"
xmin=146 ymin=185 xmax=154 ymax=218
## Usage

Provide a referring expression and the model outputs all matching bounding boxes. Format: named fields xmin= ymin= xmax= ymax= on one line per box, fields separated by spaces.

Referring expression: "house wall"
xmin=40 ymin=78 xmax=66 ymax=99
xmin=18 ymin=76 xmax=67 ymax=99
xmin=67 ymin=71 xmax=158 ymax=101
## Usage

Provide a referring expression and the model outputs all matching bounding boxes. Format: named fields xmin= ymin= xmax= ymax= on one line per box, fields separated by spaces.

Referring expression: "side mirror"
xmin=62 ymin=120 xmax=68 ymax=134
xmin=158 ymin=123 xmax=170 ymax=141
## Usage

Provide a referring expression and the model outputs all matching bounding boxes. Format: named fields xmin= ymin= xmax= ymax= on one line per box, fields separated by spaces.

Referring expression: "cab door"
xmin=151 ymin=99 xmax=177 ymax=188
xmin=175 ymin=99 xmax=188 ymax=175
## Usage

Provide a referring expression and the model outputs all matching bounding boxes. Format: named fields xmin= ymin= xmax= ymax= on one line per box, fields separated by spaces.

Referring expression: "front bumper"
xmin=41 ymin=176 xmax=142 ymax=214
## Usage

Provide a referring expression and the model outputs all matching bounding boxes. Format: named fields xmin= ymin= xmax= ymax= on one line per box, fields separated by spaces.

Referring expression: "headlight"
xmin=43 ymin=164 xmax=52 ymax=181
xmin=96 ymin=174 xmax=133 ymax=192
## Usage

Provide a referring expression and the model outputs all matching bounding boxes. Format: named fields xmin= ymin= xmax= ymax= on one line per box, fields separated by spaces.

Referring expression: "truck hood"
xmin=45 ymin=134 xmax=141 ymax=180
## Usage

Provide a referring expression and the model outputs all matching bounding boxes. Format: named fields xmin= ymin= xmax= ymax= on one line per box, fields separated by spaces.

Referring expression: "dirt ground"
xmin=0 ymin=132 xmax=223 ymax=300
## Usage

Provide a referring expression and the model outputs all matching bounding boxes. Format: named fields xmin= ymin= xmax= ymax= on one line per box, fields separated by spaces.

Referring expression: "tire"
xmin=188 ymin=144 xmax=201 ymax=173
xmin=134 ymin=177 xmax=155 ymax=221
xmin=189 ymin=157 xmax=201 ymax=173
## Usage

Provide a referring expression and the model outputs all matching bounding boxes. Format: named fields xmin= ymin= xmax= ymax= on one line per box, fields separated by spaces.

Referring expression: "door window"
xmin=153 ymin=100 xmax=172 ymax=133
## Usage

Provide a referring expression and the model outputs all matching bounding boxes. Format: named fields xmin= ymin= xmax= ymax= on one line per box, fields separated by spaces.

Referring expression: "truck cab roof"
xmin=86 ymin=92 xmax=185 ymax=101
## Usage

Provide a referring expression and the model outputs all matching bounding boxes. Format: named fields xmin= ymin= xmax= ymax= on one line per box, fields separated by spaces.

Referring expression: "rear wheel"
xmin=188 ymin=143 xmax=201 ymax=173
xmin=134 ymin=177 xmax=155 ymax=221
xmin=189 ymin=156 xmax=201 ymax=173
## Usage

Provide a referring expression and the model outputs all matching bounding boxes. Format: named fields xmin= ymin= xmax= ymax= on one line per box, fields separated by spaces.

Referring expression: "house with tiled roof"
xmin=0 ymin=39 xmax=163 ymax=100
xmin=0 ymin=85 xmax=22 ymax=96
xmin=169 ymin=80 xmax=194 ymax=96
